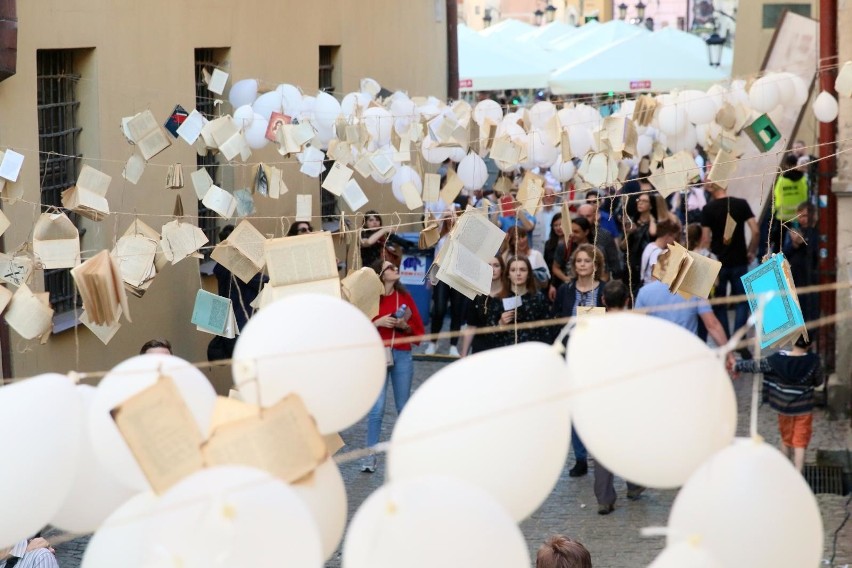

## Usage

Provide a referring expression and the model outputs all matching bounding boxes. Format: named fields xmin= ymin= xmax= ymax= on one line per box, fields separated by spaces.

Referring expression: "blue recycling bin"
xmin=396 ymin=232 xmax=433 ymax=327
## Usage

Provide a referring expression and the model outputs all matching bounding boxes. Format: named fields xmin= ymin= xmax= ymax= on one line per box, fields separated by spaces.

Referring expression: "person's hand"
xmin=747 ymin=251 xmax=756 ymax=264
xmin=375 ymin=315 xmax=398 ymax=328
xmin=548 ymin=285 xmax=557 ymax=302
xmin=499 ymin=310 xmax=515 ymax=325
xmin=726 ymin=352 xmax=737 ymax=377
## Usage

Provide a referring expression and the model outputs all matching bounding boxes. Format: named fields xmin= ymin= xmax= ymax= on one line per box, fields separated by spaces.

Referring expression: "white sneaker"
xmin=448 ymin=345 xmax=460 ymax=357
xmin=424 ymin=342 xmax=436 ymax=355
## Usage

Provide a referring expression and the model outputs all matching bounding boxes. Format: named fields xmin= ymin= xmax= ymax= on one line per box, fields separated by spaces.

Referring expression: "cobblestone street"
xmin=53 ymin=356 xmax=850 ymax=567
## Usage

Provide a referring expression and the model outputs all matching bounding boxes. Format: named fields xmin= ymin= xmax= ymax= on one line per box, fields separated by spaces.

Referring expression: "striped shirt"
xmin=735 ymin=353 xmax=823 ymax=416
xmin=15 ymin=549 xmax=59 ymax=568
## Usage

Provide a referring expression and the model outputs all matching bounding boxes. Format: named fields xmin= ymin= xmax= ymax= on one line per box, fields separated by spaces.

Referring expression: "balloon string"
xmin=750 ymin=295 xmax=768 ymax=439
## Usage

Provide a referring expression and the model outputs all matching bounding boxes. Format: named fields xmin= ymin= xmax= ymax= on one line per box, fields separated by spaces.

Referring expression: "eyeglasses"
xmin=297 ymin=226 xmax=311 ymax=234
xmin=380 ymin=265 xmax=398 ymax=276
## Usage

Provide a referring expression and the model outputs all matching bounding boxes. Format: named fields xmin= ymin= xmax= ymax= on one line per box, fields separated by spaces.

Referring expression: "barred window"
xmin=319 ymin=46 xmax=340 ymax=219
xmin=36 ymin=49 xmax=82 ymax=314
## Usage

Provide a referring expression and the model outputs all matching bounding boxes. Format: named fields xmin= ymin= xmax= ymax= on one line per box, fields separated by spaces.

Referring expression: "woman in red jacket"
xmin=362 ymin=259 xmax=425 ymax=472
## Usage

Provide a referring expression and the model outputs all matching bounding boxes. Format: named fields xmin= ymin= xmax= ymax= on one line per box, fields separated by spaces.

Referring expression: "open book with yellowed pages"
xmin=71 ymin=250 xmax=131 ymax=327
xmin=258 ymin=231 xmax=340 ymax=308
xmin=652 ymin=242 xmax=721 ymax=300
xmin=210 ymin=219 xmax=266 ymax=284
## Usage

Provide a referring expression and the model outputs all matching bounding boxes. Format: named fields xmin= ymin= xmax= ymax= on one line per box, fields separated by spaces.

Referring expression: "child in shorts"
xmin=735 ymin=335 xmax=823 ymax=472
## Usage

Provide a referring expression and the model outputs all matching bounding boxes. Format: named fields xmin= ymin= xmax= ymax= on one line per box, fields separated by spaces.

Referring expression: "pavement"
xmin=51 ymin=347 xmax=851 ymax=568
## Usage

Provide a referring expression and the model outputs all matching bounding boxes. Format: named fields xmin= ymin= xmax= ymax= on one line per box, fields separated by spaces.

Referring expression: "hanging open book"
xmin=652 ymin=242 xmax=722 ymax=300
xmin=740 ymin=253 xmax=807 ymax=349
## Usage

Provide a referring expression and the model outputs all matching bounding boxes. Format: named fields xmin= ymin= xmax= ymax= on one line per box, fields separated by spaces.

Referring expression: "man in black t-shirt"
xmin=700 ymin=187 xmax=758 ymax=338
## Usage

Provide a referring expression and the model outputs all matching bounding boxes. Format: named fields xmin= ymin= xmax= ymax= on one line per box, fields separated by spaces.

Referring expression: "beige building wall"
xmin=0 ymin=0 xmax=447 ymax=382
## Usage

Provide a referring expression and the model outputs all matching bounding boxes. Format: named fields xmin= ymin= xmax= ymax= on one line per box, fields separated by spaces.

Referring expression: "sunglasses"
xmin=380 ymin=265 xmax=399 ymax=276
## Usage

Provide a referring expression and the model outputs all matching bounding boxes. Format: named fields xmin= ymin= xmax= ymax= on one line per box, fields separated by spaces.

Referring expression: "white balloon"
xmin=749 ymin=76 xmax=780 ymax=113
xmin=360 ymin=77 xmax=381 ymax=97
xmin=391 ymin=166 xmax=423 ymax=205
xmin=567 ymin=126 xmax=594 ymax=157
xmin=706 ymin=84 xmax=728 ymax=109
xmin=363 ymin=107 xmax=393 ymax=148
xmin=567 ymin=312 xmax=736 ymax=488
xmin=52 ymin=385 xmax=136 ymax=533
xmin=391 ymin=95 xmax=417 ymax=135
xmin=343 ymin=476 xmax=530 ymax=568
xmin=252 ymin=91 xmax=283 ymax=121
xmin=447 ymin=145 xmax=468 ymax=163
xmin=728 ymin=80 xmax=750 ymax=107
xmin=790 ymin=74 xmax=809 ymax=106
xmin=149 ymin=466 xmax=322 ymax=568
xmin=89 ymin=355 xmax=217 ymax=491
xmin=666 ymin=124 xmax=698 ymax=153
xmin=636 ymin=134 xmax=654 ymax=158
xmin=550 ymin=156 xmax=576 ymax=183
xmin=529 ymin=101 xmax=557 ymax=130
xmin=245 ymin=112 xmax=270 ymax=149
xmin=668 ymin=438 xmax=823 ymax=568
xmin=0 ymin=374 xmax=82 ymax=548
xmin=527 ymin=129 xmax=559 ymax=168
xmin=232 ymin=104 xmax=255 ymax=129
xmin=682 ymin=90 xmax=717 ymax=125
xmin=293 ymin=458 xmax=347 ymax=561
xmin=300 ymin=95 xmax=317 ymax=122
xmin=456 ymin=152 xmax=489 ymax=190
xmin=812 ymin=90 xmax=839 ymax=123
xmin=228 ymin=79 xmax=258 ymax=108
xmin=276 ymin=83 xmax=303 ymax=116
xmin=369 ymin=145 xmax=398 ymax=183
xmin=772 ymin=73 xmax=797 ymax=106
xmin=234 ymin=294 xmax=385 ymax=433
xmin=388 ymin=343 xmax=571 ymax=521
xmin=649 ymin=542 xmax=723 ymax=568
xmin=473 ymin=99 xmax=503 ymax=126
xmin=658 ymin=104 xmax=689 ymax=136
xmin=314 ymin=91 xmax=342 ymax=128
xmin=420 ymin=136 xmax=453 ymax=164
xmin=81 ymin=492 xmax=157 ymax=568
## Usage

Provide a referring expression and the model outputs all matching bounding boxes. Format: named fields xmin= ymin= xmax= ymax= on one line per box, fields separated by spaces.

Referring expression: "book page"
xmin=517 ymin=173 xmax=543 ymax=216
xmin=258 ymin=278 xmax=341 ymax=308
xmin=190 ymin=168 xmax=214 ymax=200
xmin=0 ymin=149 xmax=24 ymax=182
xmin=219 ymin=132 xmax=247 ymax=161
xmin=78 ymin=165 xmax=112 ymax=197
xmin=114 ymin=234 xmax=158 ymax=288
xmin=440 ymin=168 xmax=464 ymax=204
xmin=211 ymin=241 xmax=261 ymax=284
xmin=111 ymin=376 xmax=205 ymax=494
xmin=264 ymin=232 xmax=338 ymax=287
xmin=137 ymin=128 xmax=171 ymax=161
xmin=450 ymin=242 xmax=491 ymax=296
xmin=202 ymin=393 xmax=327 ymax=483
xmin=207 ymin=396 xmax=261 ymax=437
xmin=723 ymin=213 xmax=737 ymax=244
xmin=0 ymin=284 xmax=12 ymax=314
xmin=453 ymin=209 xmax=506 ymax=262
xmin=202 ymin=185 xmax=237 ymax=218
xmin=400 ymin=181 xmax=423 ymax=210
xmin=191 ymin=289 xmax=232 ymax=335
xmin=708 ymin=150 xmax=736 ymax=190
xmin=423 ymin=173 xmax=440 ymax=203
xmin=341 ymin=179 xmax=368 ymax=211
xmin=123 ymin=153 xmax=146 ymax=184
xmin=160 ymin=220 xmax=209 ymax=264
xmin=490 ymin=136 xmax=521 ymax=164
xmin=0 ymin=254 xmax=33 ymax=287
xmin=32 ymin=212 xmax=81 ymax=269
xmin=321 ymin=161 xmax=353 ymax=196
xmin=208 ymin=69 xmax=228 ymax=95
xmin=340 ymin=267 xmax=383 ymax=319
xmin=299 ymin=146 xmax=326 ymax=178
xmin=5 ymin=283 xmax=53 ymax=340
xmin=228 ymin=220 xmax=266 ymax=269
xmin=176 ymin=109 xmax=205 ymax=144
xmin=678 ymin=251 xmax=722 ymax=300
xmin=296 ymin=194 xmax=312 ymax=222
xmin=81 ymin=308 xmax=122 ymax=345
xmin=369 ymin=152 xmax=393 ymax=176
xmin=126 ymin=111 xmax=157 ymax=143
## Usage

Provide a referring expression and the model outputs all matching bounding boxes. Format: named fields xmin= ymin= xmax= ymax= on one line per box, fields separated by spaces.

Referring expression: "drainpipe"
xmin=447 ymin=0 xmax=459 ymax=101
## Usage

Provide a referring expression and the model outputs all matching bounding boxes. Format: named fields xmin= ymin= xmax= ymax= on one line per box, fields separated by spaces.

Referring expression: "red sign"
xmin=459 ymin=78 xmax=473 ymax=89
xmin=629 ymin=80 xmax=652 ymax=90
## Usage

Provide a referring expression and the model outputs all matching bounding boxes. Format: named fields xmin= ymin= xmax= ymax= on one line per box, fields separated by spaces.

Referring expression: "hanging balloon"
xmin=391 ymin=166 xmax=423 ymax=205
xmin=447 ymin=145 xmax=468 ymax=163
xmin=51 ymin=385 xmax=136 ymax=534
xmin=314 ymin=91 xmax=342 ymax=129
xmin=299 ymin=95 xmax=317 ymax=122
xmin=363 ymin=107 xmax=393 ymax=148
xmin=149 ymin=466 xmax=322 ymax=568
xmin=370 ymin=145 xmax=398 ymax=183
xmin=234 ymin=294 xmax=385 ymax=434
xmin=529 ymin=101 xmax=557 ymax=130
xmin=705 ymin=84 xmax=728 ymax=110
xmin=567 ymin=312 xmax=736 ymax=488
xmin=81 ymin=492 xmax=158 ymax=568
xmin=390 ymin=94 xmax=418 ymax=136
xmin=682 ymin=90 xmax=717 ymax=125
xmin=528 ymin=129 xmax=559 ymax=168
xmin=388 ymin=343 xmax=571 ymax=521
xmin=343 ymin=476 xmax=530 ymax=568
xmin=340 ymin=92 xmax=365 ymax=118
xmin=668 ymin=438 xmax=823 ymax=568
xmin=0 ymin=374 xmax=82 ymax=548
xmin=232 ymin=104 xmax=255 ymax=129
xmin=812 ymin=91 xmax=839 ymax=123
xmin=421 ymin=136 xmax=453 ymax=165
xmin=252 ymin=91 xmax=284 ymax=121
xmin=748 ymin=76 xmax=781 ymax=113
xmin=648 ymin=542 xmax=723 ymax=568
xmin=292 ymin=458 xmax=347 ymax=561
xmin=456 ymin=152 xmax=489 ymax=190
xmin=657 ymin=104 xmax=689 ymax=136
xmin=550 ymin=156 xmax=576 ymax=183
xmin=88 ymin=355 xmax=217 ymax=492
xmin=473 ymin=99 xmax=503 ymax=127
xmin=276 ymin=83 xmax=303 ymax=116
xmin=228 ymin=79 xmax=259 ymax=108
xmin=789 ymin=74 xmax=809 ymax=106
xmin=567 ymin=126 xmax=594 ymax=158
xmin=245 ymin=113 xmax=270 ymax=149
xmin=772 ymin=73 xmax=797 ymax=106
xmin=666 ymin=124 xmax=698 ymax=154
xmin=636 ymin=134 xmax=654 ymax=158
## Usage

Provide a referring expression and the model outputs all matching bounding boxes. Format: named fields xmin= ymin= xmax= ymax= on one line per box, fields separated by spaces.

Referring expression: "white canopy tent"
xmin=547 ymin=19 xmax=646 ymax=57
xmin=478 ymin=18 xmax=537 ymax=42
xmin=515 ymin=21 xmax=578 ymax=48
xmin=651 ymin=27 xmax=734 ymax=75
xmin=548 ymin=29 xmax=729 ymax=94
xmin=458 ymin=24 xmax=551 ymax=91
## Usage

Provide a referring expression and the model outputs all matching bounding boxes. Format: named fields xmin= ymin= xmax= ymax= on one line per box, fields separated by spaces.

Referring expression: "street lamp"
xmin=483 ymin=8 xmax=493 ymax=27
xmin=617 ymin=3 xmax=628 ymax=20
xmin=534 ymin=8 xmax=544 ymax=25
xmin=545 ymin=3 xmax=557 ymax=23
xmin=705 ymin=32 xmax=725 ymax=67
xmin=635 ymin=1 xmax=646 ymax=20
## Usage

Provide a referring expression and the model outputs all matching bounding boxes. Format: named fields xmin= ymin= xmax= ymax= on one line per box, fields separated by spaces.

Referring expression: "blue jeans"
xmin=713 ymin=265 xmax=750 ymax=337
xmin=366 ymin=349 xmax=413 ymax=447
xmin=571 ymin=426 xmax=588 ymax=461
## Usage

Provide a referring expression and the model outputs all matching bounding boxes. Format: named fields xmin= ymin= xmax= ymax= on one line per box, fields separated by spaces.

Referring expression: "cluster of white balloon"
xmin=219 ymin=71 xmax=830 ymax=211
xmin=0 ymin=293 xmax=826 ymax=566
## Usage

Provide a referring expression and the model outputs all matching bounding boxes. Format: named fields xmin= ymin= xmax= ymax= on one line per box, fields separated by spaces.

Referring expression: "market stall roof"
xmin=458 ymin=24 xmax=551 ymax=91
xmin=547 ymin=19 xmax=646 ymax=57
xmin=651 ymin=27 xmax=734 ymax=74
xmin=477 ymin=18 xmax=538 ymax=42
xmin=548 ymin=29 xmax=729 ymax=94
xmin=515 ymin=20 xmax=579 ymax=48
